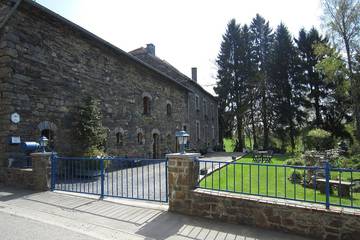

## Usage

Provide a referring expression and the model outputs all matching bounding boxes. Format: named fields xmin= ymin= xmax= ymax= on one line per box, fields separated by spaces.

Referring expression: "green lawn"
xmin=199 ymin=155 xmax=360 ymax=208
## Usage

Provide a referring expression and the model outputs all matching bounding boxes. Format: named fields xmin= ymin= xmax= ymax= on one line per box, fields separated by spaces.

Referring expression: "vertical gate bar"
xmin=325 ymin=161 xmax=330 ymax=209
xmin=351 ymin=171 xmax=353 ymax=208
xmin=142 ymin=163 xmax=144 ymax=199
xmin=218 ymin=162 xmax=220 ymax=190
xmin=165 ymin=159 xmax=168 ymax=202
xmin=249 ymin=165 xmax=252 ymax=194
xmin=304 ymin=168 xmax=306 ymax=201
xmin=314 ymin=168 xmax=317 ymax=203
xmin=226 ymin=164 xmax=228 ymax=191
xmin=116 ymin=161 xmax=119 ymax=197
xmin=137 ymin=162 xmax=139 ymax=199
xmin=148 ymin=163 xmax=150 ymax=200
xmin=294 ymin=168 xmax=296 ymax=200
xmin=233 ymin=163 xmax=236 ymax=192
xmin=266 ymin=165 xmax=268 ymax=196
xmin=339 ymin=170 xmax=342 ymax=206
xmin=275 ymin=166 xmax=277 ymax=197
xmin=131 ymin=162 xmax=134 ymax=198
xmin=126 ymin=165 xmax=129 ymax=198
xmin=284 ymin=166 xmax=287 ymax=198
xmin=257 ymin=165 xmax=260 ymax=195
xmin=100 ymin=158 xmax=104 ymax=198
xmin=205 ymin=161 xmax=207 ymax=188
xmin=159 ymin=161 xmax=161 ymax=201
xmin=50 ymin=154 xmax=55 ymax=191
xmin=153 ymin=162 xmax=156 ymax=200
xmin=212 ymin=162 xmax=214 ymax=190
xmin=241 ymin=163 xmax=243 ymax=193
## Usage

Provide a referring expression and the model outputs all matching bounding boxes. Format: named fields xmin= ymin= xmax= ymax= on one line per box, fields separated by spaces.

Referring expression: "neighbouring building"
xmin=0 ymin=0 xmax=218 ymax=169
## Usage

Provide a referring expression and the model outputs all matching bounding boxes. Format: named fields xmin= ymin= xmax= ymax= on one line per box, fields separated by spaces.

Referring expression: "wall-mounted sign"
xmin=10 ymin=136 xmax=21 ymax=144
xmin=10 ymin=112 xmax=20 ymax=124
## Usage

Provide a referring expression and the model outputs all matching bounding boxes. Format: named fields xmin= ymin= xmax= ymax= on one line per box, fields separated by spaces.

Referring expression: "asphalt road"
xmin=0 ymin=211 xmax=100 ymax=240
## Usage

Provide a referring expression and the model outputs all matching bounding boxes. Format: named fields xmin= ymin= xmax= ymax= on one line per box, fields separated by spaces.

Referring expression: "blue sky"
xmin=36 ymin=0 xmax=322 ymax=95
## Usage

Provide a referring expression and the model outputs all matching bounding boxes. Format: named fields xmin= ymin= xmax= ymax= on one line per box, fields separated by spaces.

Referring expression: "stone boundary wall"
xmin=167 ymin=153 xmax=360 ymax=240
xmin=0 ymin=168 xmax=34 ymax=189
xmin=0 ymin=152 xmax=52 ymax=191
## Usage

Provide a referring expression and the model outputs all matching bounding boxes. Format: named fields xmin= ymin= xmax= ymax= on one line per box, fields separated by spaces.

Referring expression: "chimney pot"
xmin=191 ymin=67 xmax=197 ymax=82
xmin=146 ymin=43 xmax=155 ymax=56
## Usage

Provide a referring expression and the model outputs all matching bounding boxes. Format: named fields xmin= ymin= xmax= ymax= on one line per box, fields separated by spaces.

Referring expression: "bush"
xmin=289 ymin=170 xmax=303 ymax=184
xmin=286 ymin=158 xmax=305 ymax=166
xmin=304 ymin=129 xmax=335 ymax=151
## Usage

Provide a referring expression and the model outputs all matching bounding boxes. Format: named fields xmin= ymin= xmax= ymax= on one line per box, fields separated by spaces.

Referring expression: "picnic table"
xmin=253 ymin=150 xmax=273 ymax=163
xmin=316 ymin=178 xmax=354 ymax=198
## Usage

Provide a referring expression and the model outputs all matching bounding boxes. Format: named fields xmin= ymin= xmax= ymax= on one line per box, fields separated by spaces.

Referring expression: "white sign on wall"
xmin=10 ymin=112 xmax=20 ymax=124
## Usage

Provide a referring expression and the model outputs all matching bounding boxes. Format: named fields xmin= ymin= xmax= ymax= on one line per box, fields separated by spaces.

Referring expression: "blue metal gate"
xmin=51 ymin=155 xmax=168 ymax=202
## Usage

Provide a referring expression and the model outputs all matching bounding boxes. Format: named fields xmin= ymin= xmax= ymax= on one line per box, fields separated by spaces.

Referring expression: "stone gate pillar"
xmin=166 ymin=153 xmax=200 ymax=214
xmin=30 ymin=152 xmax=53 ymax=191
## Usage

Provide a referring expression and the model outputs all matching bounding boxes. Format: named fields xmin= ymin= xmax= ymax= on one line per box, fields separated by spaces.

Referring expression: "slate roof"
xmin=130 ymin=47 xmax=216 ymax=100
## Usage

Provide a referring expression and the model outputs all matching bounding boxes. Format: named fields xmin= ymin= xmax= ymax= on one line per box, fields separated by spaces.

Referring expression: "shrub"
xmin=304 ymin=129 xmax=335 ymax=151
xmin=289 ymin=170 xmax=303 ymax=184
xmin=286 ymin=158 xmax=305 ymax=166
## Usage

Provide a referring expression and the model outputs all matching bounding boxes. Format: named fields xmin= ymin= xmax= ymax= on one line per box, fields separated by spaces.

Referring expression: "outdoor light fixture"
xmin=39 ymin=136 xmax=48 ymax=152
xmin=176 ymin=130 xmax=189 ymax=154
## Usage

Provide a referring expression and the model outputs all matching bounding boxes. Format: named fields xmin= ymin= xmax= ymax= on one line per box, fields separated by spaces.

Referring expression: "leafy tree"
xmin=269 ymin=23 xmax=305 ymax=152
xmin=321 ymin=0 xmax=360 ymax=139
xmin=77 ymin=97 xmax=108 ymax=155
xmin=250 ymin=14 xmax=273 ymax=149
xmin=295 ymin=28 xmax=329 ymax=127
xmin=315 ymin=43 xmax=352 ymax=139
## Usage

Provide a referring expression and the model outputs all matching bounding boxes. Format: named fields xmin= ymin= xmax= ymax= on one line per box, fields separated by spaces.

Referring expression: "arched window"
xmin=116 ymin=132 xmax=123 ymax=146
xmin=166 ymin=103 xmax=172 ymax=116
xmin=143 ymin=96 xmax=150 ymax=115
xmin=137 ymin=132 xmax=144 ymax=145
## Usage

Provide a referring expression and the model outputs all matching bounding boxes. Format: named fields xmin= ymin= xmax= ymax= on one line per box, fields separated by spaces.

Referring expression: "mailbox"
xmin=21 ymin=141 xmax=40 ymax=153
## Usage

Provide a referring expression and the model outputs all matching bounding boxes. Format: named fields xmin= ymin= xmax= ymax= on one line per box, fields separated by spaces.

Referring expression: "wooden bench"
xmin=316 ymin=178 xmax=355 ymax=198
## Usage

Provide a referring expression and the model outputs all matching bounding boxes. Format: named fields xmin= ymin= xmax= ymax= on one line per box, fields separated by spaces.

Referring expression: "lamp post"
xmin=39 ymin=136 xmax=48 ymax=152
xmin=176 ymin=131 xmax=189 ymax=154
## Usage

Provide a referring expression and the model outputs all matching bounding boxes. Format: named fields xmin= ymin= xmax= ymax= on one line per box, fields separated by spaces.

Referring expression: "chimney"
xmin=191 ymin=67 xmax=197 ymax=82
xmin=146 ymin=43 xmax=155 ymax=56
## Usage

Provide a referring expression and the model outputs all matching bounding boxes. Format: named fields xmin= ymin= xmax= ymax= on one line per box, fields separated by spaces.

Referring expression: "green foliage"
xmin=286 ymin=157 xmax=305 ymax=166
xmin=289 ymin=170 xmax=304 ymax=184
xmin=304 ymin=128 xmax=335 ymax=151
xmin=76 ymin=97 xmax=108 ymax=156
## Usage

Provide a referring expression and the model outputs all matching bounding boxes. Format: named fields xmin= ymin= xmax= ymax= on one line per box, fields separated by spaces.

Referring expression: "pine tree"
xmin=295 ymin=28 xmax=329 ymax=128
xmin=250 ymin=14 xmax=273 ymax=149
xmin=270 ymin=23 xmax=305 ymax=152
xmin=77 ymin=97 xmax=108 ymax=155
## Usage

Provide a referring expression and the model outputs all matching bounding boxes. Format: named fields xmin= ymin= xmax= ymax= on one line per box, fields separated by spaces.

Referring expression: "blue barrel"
xmin=21 ymin=142 xmax=40 ymax=152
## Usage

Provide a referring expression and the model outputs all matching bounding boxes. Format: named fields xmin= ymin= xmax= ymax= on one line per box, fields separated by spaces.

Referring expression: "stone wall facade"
xmin=0 ymin=0 xmax=218 ymax=169
xmin=167 ymin=154 xmax=360 ymax=240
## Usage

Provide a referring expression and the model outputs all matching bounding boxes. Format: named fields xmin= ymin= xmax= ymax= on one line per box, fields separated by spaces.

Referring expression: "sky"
xmin=36 ymin=0 xmax=323 ymax=95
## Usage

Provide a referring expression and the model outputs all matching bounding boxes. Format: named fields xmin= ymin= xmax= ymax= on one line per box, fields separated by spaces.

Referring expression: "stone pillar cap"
xmin=30 ymin=152 xmax=55 ymax=157
xmin=166 ymin=153 xmax=200 ymax=159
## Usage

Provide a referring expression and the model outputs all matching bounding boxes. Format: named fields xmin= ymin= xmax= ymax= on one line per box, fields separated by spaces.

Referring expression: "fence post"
xmin=100 ymin=157 xmax=104 ymax=198
xmin=324 ymin=160 xmax=330 ymax=209
xmin=50 ymin=153 xmax=56 ymax=191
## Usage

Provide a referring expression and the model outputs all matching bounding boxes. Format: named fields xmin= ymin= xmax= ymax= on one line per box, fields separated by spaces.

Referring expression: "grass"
xmin=199 ymin=155 xmax=360 ymax=208
xmin=223 ymin=138 xmax=252 ymax=152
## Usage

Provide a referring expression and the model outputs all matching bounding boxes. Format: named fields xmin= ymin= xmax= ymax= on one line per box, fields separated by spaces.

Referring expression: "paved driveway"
xmin=0 ymin=187 xmax=311 ymax=240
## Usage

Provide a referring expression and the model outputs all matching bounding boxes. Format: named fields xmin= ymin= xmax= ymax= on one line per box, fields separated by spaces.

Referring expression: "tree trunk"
xmin=262 ymin=89 xmax=269 ymax=149
xmin=314 ymin=94 xmax=322 ymax=127
xmin=250 ymin=103 xmax=257 ymax=150
xmin=235 ymin=115 xmax=244 ymax=152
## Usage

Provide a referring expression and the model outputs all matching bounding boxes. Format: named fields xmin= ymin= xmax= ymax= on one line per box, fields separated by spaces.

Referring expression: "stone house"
xmin=0 ymin=0 xmax=218 ymax=168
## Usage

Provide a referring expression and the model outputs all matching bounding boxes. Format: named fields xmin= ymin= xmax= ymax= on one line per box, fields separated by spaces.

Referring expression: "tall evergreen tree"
xmin=215 ymin=20 xmax=255 ymax=151
xmin=295 ymin=28 xmax=329 ymax=127
xmin=250 ymin=14 xmax=273 ymax=149
xmin=270 ymin=23 xmax=305 ymax=152
xmin=215 ymin=19 xmax=241 ymax=149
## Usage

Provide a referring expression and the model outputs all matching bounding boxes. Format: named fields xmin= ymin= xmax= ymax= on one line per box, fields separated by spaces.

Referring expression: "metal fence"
xmin=51 ymin=155 xmax=168 ymax=202
xmin=196 ymin=159 xmax=360 ymax=209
